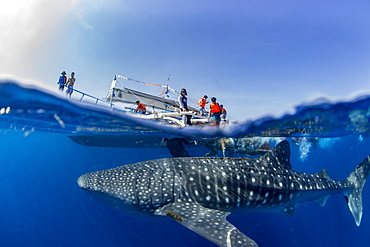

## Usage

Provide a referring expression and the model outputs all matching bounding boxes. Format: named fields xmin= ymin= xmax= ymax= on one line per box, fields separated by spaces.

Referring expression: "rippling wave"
xmin=1 ymin=79 xmax=370 ymax=139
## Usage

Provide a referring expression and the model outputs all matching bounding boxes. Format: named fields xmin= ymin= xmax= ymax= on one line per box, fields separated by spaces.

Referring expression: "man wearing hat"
xmin=57 ymin=71 xmax=67 ymax=91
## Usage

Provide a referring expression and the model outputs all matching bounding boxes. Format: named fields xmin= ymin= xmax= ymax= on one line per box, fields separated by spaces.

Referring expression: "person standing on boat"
xmin=66 ymin=72 xmax=76 ymax=97
xmin=57 ymin=71 xmax=67 ymax=91
xmin=220 ymin=104 xmax=227 ymax=122
xmin=209 ymin=97 xmax=221 ymax=126
xmin=134 ymin=101 xmax=146 ymax=114
xmin=178 ymin=88 xmax=192 ymax=126
xmin=198 ymin=95 xmax=208 ymax=116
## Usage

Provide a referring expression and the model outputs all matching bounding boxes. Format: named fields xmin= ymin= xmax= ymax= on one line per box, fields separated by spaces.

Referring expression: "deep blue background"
xmin=1 ymin=130 xmax=370 ymax=247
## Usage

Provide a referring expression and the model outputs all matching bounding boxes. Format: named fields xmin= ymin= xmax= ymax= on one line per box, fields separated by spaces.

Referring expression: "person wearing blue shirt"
xmin=178 ymin=88 xmax=192 ymax=126
xmin=57 ymin=71 xmax=67 ymax=91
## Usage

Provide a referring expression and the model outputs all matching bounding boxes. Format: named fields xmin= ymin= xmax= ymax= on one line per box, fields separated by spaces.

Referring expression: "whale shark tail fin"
xmin=345 ymin=156 xmax=370 ymax=226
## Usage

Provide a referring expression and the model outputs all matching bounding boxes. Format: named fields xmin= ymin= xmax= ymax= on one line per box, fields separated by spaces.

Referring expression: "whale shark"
xmin=77 ymin=140 xmax=370 ymax=247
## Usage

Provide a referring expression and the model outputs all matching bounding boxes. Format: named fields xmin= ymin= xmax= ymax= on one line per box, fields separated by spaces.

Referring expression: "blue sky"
xmin=1 ymin=0 xmax=370 ymax=121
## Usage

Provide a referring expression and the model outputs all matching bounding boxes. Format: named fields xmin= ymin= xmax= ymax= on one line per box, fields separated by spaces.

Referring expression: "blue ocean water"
xmin=1 ymin=80 xmax=370 ymax=247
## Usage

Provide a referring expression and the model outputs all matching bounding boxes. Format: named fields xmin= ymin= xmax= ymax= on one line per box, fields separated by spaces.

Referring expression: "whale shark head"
xmin=78 ymin=167 xmax=152 ymax=215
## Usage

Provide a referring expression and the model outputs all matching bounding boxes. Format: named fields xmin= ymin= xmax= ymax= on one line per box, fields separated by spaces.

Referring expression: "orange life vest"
xmin=137 ymin=103 xmax=146 ymax=110
xmin=198 ymin=97 xmax=207 ymax=108
xmin=210 ymin=102 xmax=221 ymax=114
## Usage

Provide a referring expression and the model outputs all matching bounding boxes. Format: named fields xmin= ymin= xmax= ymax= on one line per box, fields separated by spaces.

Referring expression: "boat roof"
xmin=106 ymin=74 xmax=199 ymax=112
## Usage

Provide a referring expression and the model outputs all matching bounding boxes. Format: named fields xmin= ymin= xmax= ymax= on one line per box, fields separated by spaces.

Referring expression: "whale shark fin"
xmin=345 ymin=156 xmax=370 ymax=226
xmin=259 ymin=140 xmax=292 ymax=170
xmin=314 ymin=195 xmax=330 ymax=207
xmin=314 ymin=169 xmax=332 ymax=180
xmin=155 ymin=201 xmax=258 ymax=247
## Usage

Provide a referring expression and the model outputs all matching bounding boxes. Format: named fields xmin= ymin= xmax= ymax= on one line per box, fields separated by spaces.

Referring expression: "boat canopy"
xmin=106 ymin=74 xmax=199 ymax=112
xmin=107 ymin=87 xmax=180 ymax=111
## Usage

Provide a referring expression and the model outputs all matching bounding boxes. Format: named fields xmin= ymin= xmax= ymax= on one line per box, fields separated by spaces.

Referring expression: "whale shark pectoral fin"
xmin=155 ymin=202 xmax=258 ymax=247
xmin=314 ymin=195 xmax=330 ymax=207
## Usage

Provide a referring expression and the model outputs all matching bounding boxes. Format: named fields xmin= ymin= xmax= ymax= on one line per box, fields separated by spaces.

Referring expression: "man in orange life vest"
xmin=209 ymin=97 xmax=221 ymax=126
xmin=198 ymin=95 xmax=208 ymax=116
xmin=134 ymin=101 xmax=146 ymax=114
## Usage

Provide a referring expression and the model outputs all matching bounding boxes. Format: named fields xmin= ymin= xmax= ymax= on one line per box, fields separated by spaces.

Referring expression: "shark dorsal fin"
xmin=260 ymin=140 xmax=292 ymax=170
xmin=315 ymin=169 xmax=331 ymax=180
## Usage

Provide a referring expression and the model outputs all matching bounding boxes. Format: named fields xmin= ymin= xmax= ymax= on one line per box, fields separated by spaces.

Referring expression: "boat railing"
xmin=71 ymin=88 xmax=114 ymax=107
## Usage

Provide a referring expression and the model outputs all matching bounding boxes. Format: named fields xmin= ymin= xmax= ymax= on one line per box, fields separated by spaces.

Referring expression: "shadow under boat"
xmin=68 ymin=134 xmax=167 ymax=148
xmin=68 ymin=134 xmax=200 ymax=158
